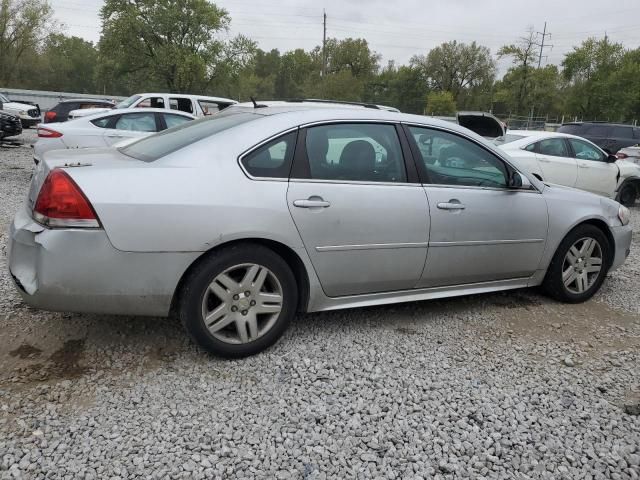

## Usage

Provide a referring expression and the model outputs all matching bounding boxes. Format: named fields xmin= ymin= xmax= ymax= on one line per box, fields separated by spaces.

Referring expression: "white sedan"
xmin=498 ymin=130 xmax=640 ymax=206
xmin=34 ymin=108 xmax=195 ymax=164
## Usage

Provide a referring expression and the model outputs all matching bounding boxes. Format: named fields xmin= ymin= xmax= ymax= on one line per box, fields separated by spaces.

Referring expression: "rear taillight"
xmin=33 ymin=169 xmax=100 ymax=228
xmin=616 ymin=152 xmax=628 ymax=159
xmin=44 ymin=111 xmax=57 ymax=122
xmin=38 ymin=127 xmax=62 ymax=138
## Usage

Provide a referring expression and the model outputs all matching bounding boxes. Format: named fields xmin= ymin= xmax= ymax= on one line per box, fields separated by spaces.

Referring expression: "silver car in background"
xmin=8 ymin=105 xmax=633 ymax=357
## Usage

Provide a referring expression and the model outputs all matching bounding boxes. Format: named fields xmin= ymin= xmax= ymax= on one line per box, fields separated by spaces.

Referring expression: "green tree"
xmin=365 ymin=61 xmax=429 ymax=114
xmin=275 ymin=49 xmax=315 ymax=99
xmin=38 ymin=34 xmax=98 ymax=92
xmin=562 ymin=37 xmax=626 ymax=119
xmin=412 ymin=40 xmax=495 ymax=104
xmin=498 ymin=30 xmax=539 ymax=115
xmin=0 ymin=0 xmax=53 ymax=85
xmin=425 ymin=91 xmax=456 ymax=115
xmin=98 ymin=0 xmax=254 ymax=94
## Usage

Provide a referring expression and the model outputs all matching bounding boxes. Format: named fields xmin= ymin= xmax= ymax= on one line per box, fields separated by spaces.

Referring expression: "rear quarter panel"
xmin=66 ymin=121 xmax=306 ymax=253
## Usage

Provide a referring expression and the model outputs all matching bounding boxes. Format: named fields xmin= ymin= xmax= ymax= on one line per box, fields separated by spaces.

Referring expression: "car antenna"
xmin=250 ymin=96 xmax=267 ymax=109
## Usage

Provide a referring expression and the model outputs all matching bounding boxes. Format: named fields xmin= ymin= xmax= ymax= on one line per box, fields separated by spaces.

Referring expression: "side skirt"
xmin=307 ymin=276 xmax=537 ymax=312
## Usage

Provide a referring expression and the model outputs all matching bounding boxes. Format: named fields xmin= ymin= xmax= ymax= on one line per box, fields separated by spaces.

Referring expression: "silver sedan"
xmin=8 ymin=105 xmax=633 ymax=357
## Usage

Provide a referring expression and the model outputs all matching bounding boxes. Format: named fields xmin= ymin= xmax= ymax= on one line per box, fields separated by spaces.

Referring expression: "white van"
xmin=68 ymin=93 xmax=237 ymax=120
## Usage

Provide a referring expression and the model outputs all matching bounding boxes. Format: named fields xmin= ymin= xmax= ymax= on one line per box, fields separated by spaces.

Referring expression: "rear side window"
xmin=61 ymin=102 xmax=80 ymax=114
xmin=137 ymin=97 xmax=165 ymax=109
xmin=91 ymin=117 xmax=111 ymax=128
xmin=114 ymin=112 xmax=157 ymax=132
xmin=585 ymin=125 xmax=611 ymax=137
xmin=163 ymin=113 xmax=192 ymax=129
xmin=120 ymin=111 xmax=260 ymax=162
xmin=304 ymin=123 xmax=406 ymax=182
xmin=557 ymin=125 xmax=582 ymax=135
xmin=199 ymin=100 xmax=221 ymax=115
xmin=537 ymin=138 xmax=569 ymax=157
xmin=241 ymin=131 xmax=297 ymax=179
xmin=612 ymin=126 xmax=633 ymax=138
xmin=170 ymin=97 xmax=194 ymax=114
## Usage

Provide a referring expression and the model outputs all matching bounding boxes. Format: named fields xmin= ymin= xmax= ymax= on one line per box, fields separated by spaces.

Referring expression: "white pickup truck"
xmin=498 ymin=130 xmax=640 ymax=206
xmin=68 ymin=93 xmax=237 ymax=120
xmin=0 ymin=93 xmax=42 ymax=127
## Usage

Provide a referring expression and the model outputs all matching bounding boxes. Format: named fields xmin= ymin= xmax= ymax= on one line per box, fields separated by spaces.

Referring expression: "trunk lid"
xmin=457 ymin=111 xmax=505 ymax=139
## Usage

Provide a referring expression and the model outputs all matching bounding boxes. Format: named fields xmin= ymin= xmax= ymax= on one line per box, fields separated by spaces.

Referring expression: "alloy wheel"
xmin=561 ymin=237 xmax=603 ymax=294
xmin=201 ymin=263 xmax=283 ymax=344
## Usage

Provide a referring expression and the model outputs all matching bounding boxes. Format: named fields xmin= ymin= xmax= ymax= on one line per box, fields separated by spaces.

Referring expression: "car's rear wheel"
xmin=542 ymin=224 xmax=610 ymax=303
xmin=617 ymin=183 xmax=637 ymax=207
xmin=179 ymin=244 xmax=298 ymax=358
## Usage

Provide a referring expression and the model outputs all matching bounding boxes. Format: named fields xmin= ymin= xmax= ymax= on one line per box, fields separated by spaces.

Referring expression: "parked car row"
xmin=0 ymin=93 xmax=42 ymax=128
xmin=67 ymin=93 xmax=237 ymax=119
xmin=8 ymin=101 xmax=633 ymax=358
xmin=497 ymin=130 xmax=640 ymax=206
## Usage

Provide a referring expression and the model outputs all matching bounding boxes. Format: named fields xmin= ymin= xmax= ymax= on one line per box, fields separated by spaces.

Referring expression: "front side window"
xmin=198 ymin=100 xmax=221 ymax=116
xmin=585 ymin=125 xmax=611 ymax=137
xmin=408 ymin=126 xmax=508 ymax=188
xmin=241 ymin=131 xmax=297 ymax=178
xmin=114 ymin=112 xmax=157 ymax=132
xmin=170 ymin=97 xmax=194 ymax=114
xmin=612 ymin=126 xmax=633 ymax=138
xmin=524 ymin=143 xmax=537 ymax=152
xmin=569 ymin=138 xmax=606 ymax=162
xmin=537 ymin=138 xmax=569 ymax=157
xmin=163 ymin=113 xmax=192 ymax=129
xmin=137 ymin=97 xmax=165 ymax=109
xmin=304 ymin=123 xmax=406 ymax=183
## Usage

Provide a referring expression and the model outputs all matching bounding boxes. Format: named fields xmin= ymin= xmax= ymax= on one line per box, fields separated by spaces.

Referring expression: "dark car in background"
xmin=0 ymin=110 xmax=22 ymax=140
xmin=558 ymin=122 xmax=640 ymax=154
xmin=44 ymin=99 xmax=115 ymax=123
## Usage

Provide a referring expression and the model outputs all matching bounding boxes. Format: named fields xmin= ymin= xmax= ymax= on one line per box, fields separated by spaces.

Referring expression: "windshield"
xmin=115 ymin=95 xmax=142 ymax=109
xmin=0 ymin=93 xmax=9 ymax=103
xmin=493 ymin=134 xmax=526 ymax=145
xmin=120 ymin=111 xmax=261 ymax=162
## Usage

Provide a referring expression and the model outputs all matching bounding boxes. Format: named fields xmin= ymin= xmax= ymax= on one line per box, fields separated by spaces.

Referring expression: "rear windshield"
xmin=120 ymin=111 xmax=260 ymax=162
xmin=493 ymin=134 xmax=525 ymax=145
xmin=557 ymin=124 xmax=582 ymax=135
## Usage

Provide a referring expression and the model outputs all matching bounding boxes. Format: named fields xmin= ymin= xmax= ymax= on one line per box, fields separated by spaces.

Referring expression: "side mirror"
xmin=607 ymin=154 xmax=618 ymax=163
xmin=508 ymin=171 xmax=532 ymax=190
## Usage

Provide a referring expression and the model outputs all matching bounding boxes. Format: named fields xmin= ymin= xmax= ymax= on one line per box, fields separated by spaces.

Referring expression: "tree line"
xmin=2 ymin=0 xmax=639 ymax=122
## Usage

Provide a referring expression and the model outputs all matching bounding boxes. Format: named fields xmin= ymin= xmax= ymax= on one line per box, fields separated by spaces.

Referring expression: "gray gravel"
xmin=1 ymin=129 xmax=639 ymax=479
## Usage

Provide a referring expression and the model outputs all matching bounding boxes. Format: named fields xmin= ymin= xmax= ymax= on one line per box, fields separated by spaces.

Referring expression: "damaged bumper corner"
xmin=7 ymin=204 xmax=201 ymax=317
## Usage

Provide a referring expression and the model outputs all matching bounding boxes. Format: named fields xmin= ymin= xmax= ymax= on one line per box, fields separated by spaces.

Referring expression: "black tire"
xmin=617 ymin=183 xmax=637 ymax=207
xmin=178 ymin=243 xmax=298 ymax=358
xmin=542 ymin=224 xmax=611 ymax=303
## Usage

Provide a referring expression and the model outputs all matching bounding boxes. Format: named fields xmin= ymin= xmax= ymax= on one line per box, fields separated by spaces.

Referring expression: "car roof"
xmin=561 ymin=122 xmax=635 ymax=127
xmin=133 ymin=93 xmax=237 ymax=103
xmin=71 ymin=107 xmax=196 ymax=121
xmin=232 ymin=100 xmax=399 ymax=111
xmin=58 ymin=98 xmax=115 ymax=104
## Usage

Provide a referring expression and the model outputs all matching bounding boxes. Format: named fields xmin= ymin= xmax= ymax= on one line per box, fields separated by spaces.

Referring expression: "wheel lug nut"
xmin=241 ymin=310 xmax=248 ymax=316
xmin=245 ymin=291 xmax=251 ymax=297
xmin=233 ymin=294 xmax=239 ymax=300
xmin=231 ymin=306 xmax=238 ymax=312
xmin=250 ymin=300 xmax=256 ymax=306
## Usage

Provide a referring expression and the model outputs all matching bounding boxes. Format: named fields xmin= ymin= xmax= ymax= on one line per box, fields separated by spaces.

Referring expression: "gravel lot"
xmin=1 ymin=129 xmax=639 ymax=479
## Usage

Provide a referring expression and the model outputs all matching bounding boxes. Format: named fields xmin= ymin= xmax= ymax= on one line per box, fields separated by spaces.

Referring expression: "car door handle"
xmin=105 ymin=134 xmax=124 ymax=138
xmin=578 ymin=163 xmax=589 ymax=168
xmin=538 ymin=157 xmax=551 ymax=163
xmin=437 ymin=202 xmax=466 ymax=210
xmin=293 ymin=198 xmax=331 ymax=208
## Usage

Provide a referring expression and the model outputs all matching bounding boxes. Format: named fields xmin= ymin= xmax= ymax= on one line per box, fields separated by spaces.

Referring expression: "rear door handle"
xmin=106 ymin=134 xmax=124 ymax=138
xmin=538 ymin=157 xmax=551 ymax=163
xmin=293 ymin=199 xmax=331 ymax=208
xmin=578 ymin=163 xmax=589 ymax=168
xmin=437 ymin=202 xmax=466 ymax=210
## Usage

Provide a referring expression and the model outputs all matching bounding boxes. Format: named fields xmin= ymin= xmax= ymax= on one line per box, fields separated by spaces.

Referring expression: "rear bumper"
xmin=8 ymin=204 xmax=200 ymax=317
xmin=610 ymin=224 xmax=632 ymax=271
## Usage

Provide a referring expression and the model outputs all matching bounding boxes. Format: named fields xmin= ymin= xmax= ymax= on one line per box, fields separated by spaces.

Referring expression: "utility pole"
xmin=322 ymin=10 xmax=327 ymax=78
xmin=536 ymin=22 xmax=552 ymax=68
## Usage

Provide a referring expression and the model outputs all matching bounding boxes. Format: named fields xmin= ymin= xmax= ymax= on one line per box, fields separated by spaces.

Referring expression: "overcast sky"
xmin=50 ymin=0 xmax=640 ymax=74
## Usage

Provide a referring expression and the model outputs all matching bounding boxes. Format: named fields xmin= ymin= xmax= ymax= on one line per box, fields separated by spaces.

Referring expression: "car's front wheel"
xmin=179 ymin=244 xmax=298 ymax=358
xmin=542 ymin=224 xmax=611 ymax=303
